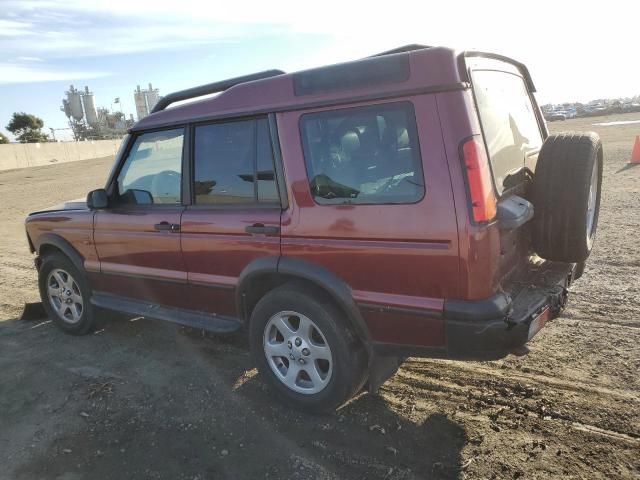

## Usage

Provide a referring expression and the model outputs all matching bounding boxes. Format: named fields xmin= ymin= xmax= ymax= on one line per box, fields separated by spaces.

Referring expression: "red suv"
xmin=25 ymin=45 xmax=602 ymax=412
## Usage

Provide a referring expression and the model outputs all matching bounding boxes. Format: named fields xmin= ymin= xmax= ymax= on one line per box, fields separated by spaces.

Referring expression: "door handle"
xmin=154 ymin=222 xmax=180 ymax=232
xmin=245 ymin=224 xmax=280 ymax=235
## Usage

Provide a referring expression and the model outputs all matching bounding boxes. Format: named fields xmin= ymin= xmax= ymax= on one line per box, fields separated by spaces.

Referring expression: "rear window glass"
xmin=193 ymin=118 xmax=278 ymax=205
xmin=300 ymin=102 xmax=424 ymax=205
xmin=472 ymin=70 xmax=543 ymax=195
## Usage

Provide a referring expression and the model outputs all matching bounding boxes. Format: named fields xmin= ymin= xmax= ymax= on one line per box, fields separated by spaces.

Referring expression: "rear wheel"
xmin=38 ymin=253 xmax=97 ymax=335
xmin=249 ymin=284 xmax=366 ymax=413
xmin=531 ymin=132 xmax=603 ymax=263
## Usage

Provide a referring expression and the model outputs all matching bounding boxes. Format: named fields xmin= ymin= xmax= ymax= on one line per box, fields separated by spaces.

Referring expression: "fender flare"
xmin=235 ymin=256 xmax=372 ymax=347
xmin=35 ymin=233 xmax=85 ymax=273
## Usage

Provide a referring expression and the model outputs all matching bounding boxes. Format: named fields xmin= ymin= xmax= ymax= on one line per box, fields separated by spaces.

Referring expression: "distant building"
xmin=60 ymin=84 xmax=134 ymax=141
xmin=134 ymin=84 xmax=161 ymax=120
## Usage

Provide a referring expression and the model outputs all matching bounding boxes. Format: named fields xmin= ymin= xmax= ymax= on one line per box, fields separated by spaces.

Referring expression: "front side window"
xmin=117 ymin=129 xmax=184 ymax=205
xmin=300 ymin=102 xmax=424 ymax=205
xmin=193 ymin=118 xmax=278 ymax=205
xmin=471 ymin=70 xmax=543 ymax=195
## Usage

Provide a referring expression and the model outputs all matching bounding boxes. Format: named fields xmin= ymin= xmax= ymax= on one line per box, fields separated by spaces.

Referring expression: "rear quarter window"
xmin=299 ymin=102 xmax=425 ymax=205
xmin=471 ymin=70 xmax=543 ymax=195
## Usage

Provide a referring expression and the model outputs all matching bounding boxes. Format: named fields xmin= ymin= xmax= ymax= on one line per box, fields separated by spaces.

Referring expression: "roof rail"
xmin=370 ymin=44 xmax=430 ymax=57
xmin=150 ymin=69 xmax=285 ymax=114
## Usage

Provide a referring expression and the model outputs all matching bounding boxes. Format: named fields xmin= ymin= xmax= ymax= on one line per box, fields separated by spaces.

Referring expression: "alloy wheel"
xmin=263 ymin=311 xmax=333 ymax=394
xmin=47 ymin=268 xmax=83 ymax=324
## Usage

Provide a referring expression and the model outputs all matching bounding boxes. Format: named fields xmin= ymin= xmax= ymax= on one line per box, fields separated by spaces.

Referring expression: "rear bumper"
xmin=373 ymin=261 xmax=575 ymax=360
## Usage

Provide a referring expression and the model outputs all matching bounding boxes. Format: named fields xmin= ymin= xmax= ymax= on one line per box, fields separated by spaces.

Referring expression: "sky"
xmin=1 ymin=0 xmax=638 ymax=141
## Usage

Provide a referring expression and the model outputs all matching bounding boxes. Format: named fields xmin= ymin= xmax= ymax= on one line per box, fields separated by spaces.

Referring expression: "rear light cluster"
xmin=461 ymin=137 xmax=497 ymax=223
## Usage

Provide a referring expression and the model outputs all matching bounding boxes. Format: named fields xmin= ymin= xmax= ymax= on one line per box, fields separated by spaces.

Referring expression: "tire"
xmin=531 ymin=132 xmax=603 ymax=263
xmin=249 ymin=283 xmax=367 ymax=414
xmin=38 ymin=253 xmax=97 ymax=335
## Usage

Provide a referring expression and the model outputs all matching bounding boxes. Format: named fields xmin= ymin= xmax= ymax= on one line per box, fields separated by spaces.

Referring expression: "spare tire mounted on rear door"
xmin=531 ymin=132 xmax=603 ymax=263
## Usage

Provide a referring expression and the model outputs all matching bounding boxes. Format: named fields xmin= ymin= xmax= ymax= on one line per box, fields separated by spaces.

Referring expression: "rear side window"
xmin=300 ymin=102 xmax=424 ymax=205
xmin=193 ymin=118 xmax=278 ymax=205
xmin=471 ymin=70 xmax=543 ymax=195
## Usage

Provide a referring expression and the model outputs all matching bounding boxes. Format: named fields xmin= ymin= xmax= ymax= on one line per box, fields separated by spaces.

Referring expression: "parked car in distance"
xmin=25 ymin=44 xmax=603 ymax=412
xmin=545 ymin=112 xmax=567 ymax=122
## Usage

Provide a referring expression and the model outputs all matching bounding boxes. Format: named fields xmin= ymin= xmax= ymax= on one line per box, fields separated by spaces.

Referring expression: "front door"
xmin=92 ymin=128 xmax=190 ymax=307
xmin=180 ymin=117 xmax=282 ymax=316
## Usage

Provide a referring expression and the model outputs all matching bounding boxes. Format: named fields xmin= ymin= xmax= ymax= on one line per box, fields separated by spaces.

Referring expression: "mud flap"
xmin=367 ymin=354 xmax=403 ymax=394
xmin=20 ymin=302 xmax=47 ymax=321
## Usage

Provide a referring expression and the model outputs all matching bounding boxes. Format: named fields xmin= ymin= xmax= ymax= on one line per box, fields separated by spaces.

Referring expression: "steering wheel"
xmin=151 ymin=170 xmax=180 ymax=203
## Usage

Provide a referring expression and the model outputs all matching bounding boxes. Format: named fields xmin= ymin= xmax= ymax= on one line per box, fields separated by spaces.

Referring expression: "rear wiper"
xmin=502 ymin=167 xmax=533 ymax=191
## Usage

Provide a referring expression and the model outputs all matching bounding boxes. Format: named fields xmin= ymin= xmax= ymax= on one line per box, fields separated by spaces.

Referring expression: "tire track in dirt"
xmin=402 ymin=358 xmax=638 ymax=401
xmin=563 ymin=316 xmax=640 ymax=329
xmin=382 ymin=374 xmax=639 ymax=446
xmin=387 ymin=360 xmax=639 ymax=439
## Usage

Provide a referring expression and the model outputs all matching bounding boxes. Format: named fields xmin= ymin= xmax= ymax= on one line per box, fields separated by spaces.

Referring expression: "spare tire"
xmin=531 ymin=132 xmax=603 ymax=263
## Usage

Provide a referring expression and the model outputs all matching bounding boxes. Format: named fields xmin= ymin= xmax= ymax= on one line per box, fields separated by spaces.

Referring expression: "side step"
xmin=91 ymin=293 xmax=242 ymax=334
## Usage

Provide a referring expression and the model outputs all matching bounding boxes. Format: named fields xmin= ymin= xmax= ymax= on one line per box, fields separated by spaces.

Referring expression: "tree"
xmin=6 ymin=112 xmax=49 ymax=143
xmin=0 ymin=132 xmax=9 ymax=144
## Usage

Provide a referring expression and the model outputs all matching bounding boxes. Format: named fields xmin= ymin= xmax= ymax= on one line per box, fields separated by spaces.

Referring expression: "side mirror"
xmin=128 ymin=189 xmax=154 ymax=205
xmin=87 ymin=189 xmax=109 ymax=209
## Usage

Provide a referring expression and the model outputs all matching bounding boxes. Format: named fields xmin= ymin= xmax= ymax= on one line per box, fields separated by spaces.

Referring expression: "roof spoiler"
xmin=461 ymin=51 xmax=536 ymax=92
xmin=150 ymin=69 xmax=285 ymax=113
xmin=370 ymin=44 xmax=431 ymax=57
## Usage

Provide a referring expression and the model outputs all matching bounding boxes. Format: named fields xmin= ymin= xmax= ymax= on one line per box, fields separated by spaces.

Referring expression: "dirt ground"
xmin=1 ymin=113 xmax=638 ymax=479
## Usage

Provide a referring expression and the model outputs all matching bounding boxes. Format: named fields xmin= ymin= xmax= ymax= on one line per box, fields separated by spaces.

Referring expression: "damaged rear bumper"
xmin=373 ymin=261 xmax=576 ymax=361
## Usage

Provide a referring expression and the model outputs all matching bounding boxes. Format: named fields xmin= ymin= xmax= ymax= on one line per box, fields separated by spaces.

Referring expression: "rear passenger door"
xmin=181 ymin=117 xmax=282 ymax=316
xmin=277 ymin=98 xmax=458 ymax=347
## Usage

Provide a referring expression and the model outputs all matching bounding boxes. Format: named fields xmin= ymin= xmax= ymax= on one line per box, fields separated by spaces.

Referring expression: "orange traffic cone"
xmin=632 ymin=135 xmax=640 ymax=164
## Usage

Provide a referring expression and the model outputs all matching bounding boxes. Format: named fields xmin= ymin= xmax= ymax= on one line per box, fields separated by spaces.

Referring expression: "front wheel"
xmin=249 ymin=284 xmax=367 ymax=413
xmin=38 ymin=253 xmax=97 ymax=335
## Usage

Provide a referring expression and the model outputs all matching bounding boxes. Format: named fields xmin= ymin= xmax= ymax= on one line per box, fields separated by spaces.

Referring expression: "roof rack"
xmin=150 ymin=69 xmax=285 ymax=114
xmin=370 ymin=44 xmax=430 ymax=57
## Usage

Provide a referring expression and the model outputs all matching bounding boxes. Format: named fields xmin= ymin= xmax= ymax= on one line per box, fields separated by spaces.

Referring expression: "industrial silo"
xmin=134 ymin=85 xmax=149 ymax=121
xmin=61 ymin=99 xmax=71 ymax=118
xmin=82 ymin=86 xmax=99 ymax=126
xmin=67 ymin=85 xmax=84 ymax=121
xmin=145 ymin=83 xmax=160 ymax=112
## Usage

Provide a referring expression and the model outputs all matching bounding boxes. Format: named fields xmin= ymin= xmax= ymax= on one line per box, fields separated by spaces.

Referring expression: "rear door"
xmin=180 ymin=117 xmax=282 ymax=316
xmin=469 ymin=61 xmax=545 ymax=280
xmin=92 ymin=128 xmax=190 ymax=307
xmin=277 ymin=97 xmax=458 ymax=347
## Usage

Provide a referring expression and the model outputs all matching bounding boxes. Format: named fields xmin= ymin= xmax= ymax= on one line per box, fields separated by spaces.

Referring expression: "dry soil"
xmin=0 ymin=114 xmax=638 ymax=479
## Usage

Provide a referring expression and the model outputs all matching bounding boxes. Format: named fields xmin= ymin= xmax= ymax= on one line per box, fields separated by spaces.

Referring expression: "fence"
xmin=0 ymin=139 xmax=123 ymax=172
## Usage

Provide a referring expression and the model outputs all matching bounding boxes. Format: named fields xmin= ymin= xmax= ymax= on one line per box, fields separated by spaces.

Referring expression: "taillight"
xmin=461 ymin=137 xmax=497 ymax=223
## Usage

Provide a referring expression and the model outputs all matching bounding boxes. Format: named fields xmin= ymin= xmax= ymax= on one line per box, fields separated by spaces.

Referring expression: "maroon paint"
xmin=26 ymin=210 xmax=98 ymax=268
xmin=276 ymin=95 xmax=458 ymax=345
xmin=180 ymin=207 xmax=281 ymax=314
xmin=133 ymin=47 xmax=465 ymax=133
xmin=92 ymin=206 xmax=191 ymax=307
xmin=434 ymin=89 xmax=502 ymax=299
xmin=24 ymin=46 xmax=547 ymax=350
